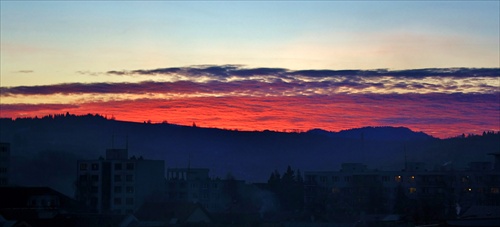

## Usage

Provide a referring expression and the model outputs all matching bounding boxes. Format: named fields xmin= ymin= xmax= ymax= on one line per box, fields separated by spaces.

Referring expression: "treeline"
xmin=267 ymin=166 xmax=305 ymax=212
xmin=8 ymin=112 xmax=110 ymax=121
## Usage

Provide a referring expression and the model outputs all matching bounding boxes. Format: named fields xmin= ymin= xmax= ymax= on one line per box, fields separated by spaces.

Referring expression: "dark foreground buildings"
xmin=304 ymin=154 xmax=500 ymax=224
xmin=75 ymin=148 xmax=165 ymax=214
xmin=0 ymin=143 xmax=10 ymax=187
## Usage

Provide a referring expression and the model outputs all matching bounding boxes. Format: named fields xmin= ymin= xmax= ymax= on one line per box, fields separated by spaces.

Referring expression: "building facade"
xmin=0 ymin=143 xmax=10 ymax=187
xmin=166 ymin=168 xmax=241 ymax=212
xmin=76 ymin=148 xmax=165 ymax=214
xmin=304 ymin=160 xmax=500 ymax=218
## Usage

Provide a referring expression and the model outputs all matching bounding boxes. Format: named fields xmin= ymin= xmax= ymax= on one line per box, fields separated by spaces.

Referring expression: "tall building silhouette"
xmin=0 ymin=143 xmax=10 ymax=187
xmin=75 ymin=148 xmax=165 ymax=214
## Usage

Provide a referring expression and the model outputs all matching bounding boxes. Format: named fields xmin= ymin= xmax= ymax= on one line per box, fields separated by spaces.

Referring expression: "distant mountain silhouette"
xmin=308 ymin=126 xmax=434 ymax=141
xmin=0 ymin=114 xmax=498 ymax=196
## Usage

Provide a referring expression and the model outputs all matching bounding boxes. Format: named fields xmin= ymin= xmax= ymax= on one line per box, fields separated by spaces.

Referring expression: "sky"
xmin=1 ymin=1 xmax=499 ymax=138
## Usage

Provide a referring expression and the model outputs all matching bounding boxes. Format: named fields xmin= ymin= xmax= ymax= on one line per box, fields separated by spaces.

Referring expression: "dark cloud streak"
xmin=106 ymin=65 xmax=499 ymax=79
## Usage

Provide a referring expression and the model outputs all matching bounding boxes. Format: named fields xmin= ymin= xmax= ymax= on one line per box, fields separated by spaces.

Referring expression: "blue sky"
xmin=1 ymin=1 xmax=499 ymax=86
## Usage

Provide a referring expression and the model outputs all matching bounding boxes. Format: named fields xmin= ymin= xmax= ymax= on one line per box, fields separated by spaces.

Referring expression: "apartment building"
xmin=304 ymin=159 xmax=500 ymax=214
xmin=166 ymin=168 xmax=243 ymax=212
xmin=75 ymin=148 xmax=165 ymax=214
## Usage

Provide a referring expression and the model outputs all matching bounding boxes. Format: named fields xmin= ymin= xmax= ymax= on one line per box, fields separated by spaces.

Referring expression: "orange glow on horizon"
xmin=1 ymin=95 xmax=498 ymax=139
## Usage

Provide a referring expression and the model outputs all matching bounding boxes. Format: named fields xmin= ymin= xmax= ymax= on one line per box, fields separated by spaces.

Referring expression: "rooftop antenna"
xmin=404 ymin=145 xmax=408 ymax=171
xmin=112 ymin=132 xmax=115 ymax=149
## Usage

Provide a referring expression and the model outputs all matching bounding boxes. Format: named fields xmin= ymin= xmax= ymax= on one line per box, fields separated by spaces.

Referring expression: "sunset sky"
xmin=1 ymin=1 xmax=499 ymax=138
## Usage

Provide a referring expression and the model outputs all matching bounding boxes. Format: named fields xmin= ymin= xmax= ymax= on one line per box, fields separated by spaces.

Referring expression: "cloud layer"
xmin=2 ymin=66 xmax=498 ymax=98
xmin=1 ymin=66 xmax=499 ymax=138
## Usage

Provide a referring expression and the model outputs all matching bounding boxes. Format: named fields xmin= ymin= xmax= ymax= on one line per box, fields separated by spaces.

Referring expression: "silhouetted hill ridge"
xmin=307 ymin=126 xmax=435 ymax=141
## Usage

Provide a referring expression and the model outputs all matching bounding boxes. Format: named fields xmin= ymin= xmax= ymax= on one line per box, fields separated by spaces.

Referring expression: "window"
xmin=79 ymin=175 xmax=88 ymax=182
xmin=114 ymin=198 xmax=122 ymax=205
xmin=395 ymin=175 xmax=402 ymax=182
xmin=79 ymin=163 xmax=88 ymax=170
xmin=320 ymin=176 xmax=326 ymax=183
xmin=491 ymin=188 xmax=499 ymax=194
xmin=114 ymin=175 xmax=122 ymax=182
xmin=344 ymin=176 xmax=351 ymax=182
xmin=91 ymin=186 xmax=98 ymax=193
xmin=332 ymin=176 xmax=338 ymax=182
xmin=126 ymin=163 xmax=134 ymax=170
xmin=409 ymin=187 xmax=417 ymax=193
xmin=91 ymin=163 xmax=99 ymax=171
xmin=126 ymin=198 xmax=134 ymax=205
xmin=126 ymin=174 xmax=133 ymax=182
xmin=114 ymin=186 xmax=122 ymax=193
xmin=91 ymin=175 xmax=99 ymax=182
xmin=332 ymin=187 xmax=340 ymax=193
xmin=126 ymin=186 xmax=134 ymax=194
xmin=90 ymin=197 xmax=98 ymax=207
xmin=114 ymin=163 xmax=122 ymax=170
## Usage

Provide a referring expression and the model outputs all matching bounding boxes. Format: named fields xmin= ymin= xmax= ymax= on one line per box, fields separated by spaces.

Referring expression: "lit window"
xmin=409 ymin=187 xmax=417 ymax=193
